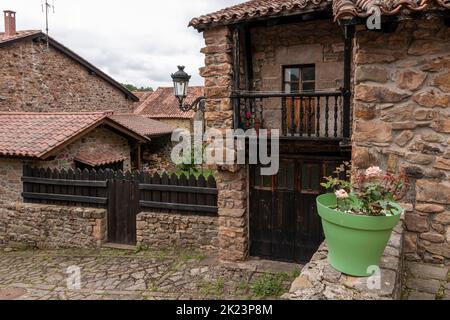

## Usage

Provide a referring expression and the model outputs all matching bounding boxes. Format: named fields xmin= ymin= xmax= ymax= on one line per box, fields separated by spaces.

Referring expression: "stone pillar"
xmin=201 ymin=26 xmax=249 ymax=261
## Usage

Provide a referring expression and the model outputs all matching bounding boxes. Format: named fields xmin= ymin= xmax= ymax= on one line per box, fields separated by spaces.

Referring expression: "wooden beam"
xmin=243 ymin=25 xmax=253 ymax=91
xmin=342 ymin=24 xmax=355 ymax=144
xmin=140 ymin=200 xmax=218 ymax=214
xmin=22 ymin=192 xmax=107 ymax=205
xmin=232 ymin=25 xmax=242 ymax=129
xmin=22 ymin=177 xmax=107 ymax=187
xmin=139 ymin=184 xmax=218 ymax=195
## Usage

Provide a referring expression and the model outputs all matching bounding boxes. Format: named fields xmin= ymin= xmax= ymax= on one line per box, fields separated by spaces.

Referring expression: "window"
xmin=283 ymin=65 xmax=315 ymax=93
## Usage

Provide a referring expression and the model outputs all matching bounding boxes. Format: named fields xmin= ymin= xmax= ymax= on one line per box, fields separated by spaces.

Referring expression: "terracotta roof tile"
xmin=132 ymin=91 xmax=153 ymax=102
xmin=0 ymin=30 xmax=41 ymax=44
xmin=333 ymin=0 xmax=449 ymax=20
xmin=134 ymin=87 xmax=203 ymax=120
xmin=189 ymin=0 xmax=330 ymax=29
xmin=74 ymin=150 xmax=128 ymax=167
xmin=0 ymin=112 xmax=148 ymax=159
xmin=109 ymin=114 xmax=175 ymax=137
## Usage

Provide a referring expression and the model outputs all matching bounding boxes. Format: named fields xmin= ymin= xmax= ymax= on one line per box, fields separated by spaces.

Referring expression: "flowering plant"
xmin=321 ymin=162 xmax=409 ymax=216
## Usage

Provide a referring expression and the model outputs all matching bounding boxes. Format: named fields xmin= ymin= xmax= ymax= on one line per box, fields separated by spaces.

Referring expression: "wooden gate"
xmin=250 ymin=155 xmax=347 ymax=263
xmin=107 ymin=173 xmax=140 ymax=245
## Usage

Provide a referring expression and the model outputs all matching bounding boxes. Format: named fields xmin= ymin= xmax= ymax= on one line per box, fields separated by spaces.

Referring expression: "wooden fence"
xmin=22 ymin=166 xmax=218 ymax=215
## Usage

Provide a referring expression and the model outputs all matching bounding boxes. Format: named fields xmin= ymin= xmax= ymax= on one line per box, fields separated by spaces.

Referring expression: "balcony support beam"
xmin=342 ymin=24 xmax=355 ymax=145
xmin=232 ymin=25 xmax=242 ymax=130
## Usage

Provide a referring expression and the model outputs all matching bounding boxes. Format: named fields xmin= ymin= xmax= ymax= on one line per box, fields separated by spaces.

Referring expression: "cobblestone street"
xmin=0 ymin=248 xmax=300 ymax=300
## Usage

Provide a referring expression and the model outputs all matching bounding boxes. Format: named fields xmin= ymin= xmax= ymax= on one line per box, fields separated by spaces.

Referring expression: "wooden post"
xmin=136 ymin=143 xmax=142 ymax=171
xmin=342 ymin=24 xmax=355 ymax=145
xmin=232 ymin=25 xmax=242 ymax=129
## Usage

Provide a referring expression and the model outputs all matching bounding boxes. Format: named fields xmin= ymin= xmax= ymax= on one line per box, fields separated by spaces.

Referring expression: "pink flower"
xmin=365 ymin=166 xmax=383 ymax=177
xmin=246 ymin=112 xmax=252 ymax=119
xmin=335 ymin=189 xmax=349 ymax=199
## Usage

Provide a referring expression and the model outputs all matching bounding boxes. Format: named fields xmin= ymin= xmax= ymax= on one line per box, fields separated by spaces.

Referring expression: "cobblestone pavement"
xmin=404 ymin=262 xmax=450 ymax=300
xmin=0 ymin=247 xmax=301 ymax=300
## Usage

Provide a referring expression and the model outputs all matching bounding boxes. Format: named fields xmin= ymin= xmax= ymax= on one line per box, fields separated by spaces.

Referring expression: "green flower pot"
xmin=316 ymin=193 xmax=402 ymax=277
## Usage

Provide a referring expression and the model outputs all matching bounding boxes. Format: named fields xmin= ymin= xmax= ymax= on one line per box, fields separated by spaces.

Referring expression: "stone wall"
xmin=0 ymin=202 xmax=106 ymax=249
xmin=201 ymin=26 xmax=249 ymax=262
xmin=283 ymin=222 xmax=405 ymax=300
xmin=352 ymin=18 xmax=450 ymax=265
xmin=136 ymin=211 xmax=218 ymax=251
xmin=0 ymin=40 xmax=134 ymax=113
xmin=0 ymin=159 xmax=23 ymax=202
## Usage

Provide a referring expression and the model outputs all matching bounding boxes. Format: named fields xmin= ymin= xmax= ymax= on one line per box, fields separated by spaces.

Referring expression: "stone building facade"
xmin=0 ymin=32 xmax=136 ymax=113
xmin=194 ymin=6 xmax=450 ymax=265
xmin=352 ymin=18 xmax=450 ymax=265
xmin=34 ymin=127 xmax=132 ymax=171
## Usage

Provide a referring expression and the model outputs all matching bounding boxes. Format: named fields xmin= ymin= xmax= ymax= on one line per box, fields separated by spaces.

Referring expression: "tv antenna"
xmin=41 ymin=0 xmax=55 ymax=49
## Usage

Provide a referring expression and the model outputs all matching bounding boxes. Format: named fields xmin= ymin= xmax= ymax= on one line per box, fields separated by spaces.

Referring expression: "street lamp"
xmin=171 ymin=66 xmax=205 ymax=112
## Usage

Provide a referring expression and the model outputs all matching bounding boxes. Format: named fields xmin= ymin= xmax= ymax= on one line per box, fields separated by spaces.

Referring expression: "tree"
xmin=122 ymin=83 xmax=153 ymax=92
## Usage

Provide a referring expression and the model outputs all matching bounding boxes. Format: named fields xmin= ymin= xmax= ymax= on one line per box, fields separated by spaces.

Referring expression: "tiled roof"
xmin=0 ymin=30 xmax=41 ymax=44
xmin=332 ymin=0 xmax=448 ymax=20
xmin=134 ymin=87 xmax=204 ymax=120
xmin=190 ymin=0 xmax=450 ymax=28
xmin=74 ymin=150 xmax=128 ymax=167
xmin=0 ymin=112 xmax=147 ymax=159
xmin=109 ymin=114 xmax=175 ymax=137
xmin=189 ymin=0 xmax=331 ymax=29
xmin=132 ymin=91 xmax=153 ymax=103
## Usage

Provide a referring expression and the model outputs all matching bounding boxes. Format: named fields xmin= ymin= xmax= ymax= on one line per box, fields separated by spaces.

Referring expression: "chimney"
xmin=4 ymin=10 xmax=16 ymax=37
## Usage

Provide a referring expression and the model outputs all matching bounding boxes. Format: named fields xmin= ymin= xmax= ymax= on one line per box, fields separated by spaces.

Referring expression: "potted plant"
xmin=317 ymin=163 xmax=409 ymax=277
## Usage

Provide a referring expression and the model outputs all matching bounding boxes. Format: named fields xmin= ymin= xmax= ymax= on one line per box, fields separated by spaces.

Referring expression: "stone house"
xmin=134 ymin=86 xmax=204 ymax=132
xmin=190 ymin=0 xmax=450 ymax=265
xmin=0 ymin=10 xmax=138 ymax=113
xmin=0 ymin=111 xmax=149 ymax=202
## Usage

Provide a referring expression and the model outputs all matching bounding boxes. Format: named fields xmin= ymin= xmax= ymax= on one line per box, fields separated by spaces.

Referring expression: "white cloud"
xmin=1 ymin=0 xmax=243 ymax=88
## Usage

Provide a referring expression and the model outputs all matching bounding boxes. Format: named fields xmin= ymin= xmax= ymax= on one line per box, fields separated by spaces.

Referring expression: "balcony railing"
xmin=233 ymin=91 xmax=347 ymax=139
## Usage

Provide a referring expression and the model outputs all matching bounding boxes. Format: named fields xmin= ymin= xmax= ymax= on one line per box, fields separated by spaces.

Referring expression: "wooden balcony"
xmin=232 ymin=90 xmax=350 ymax=143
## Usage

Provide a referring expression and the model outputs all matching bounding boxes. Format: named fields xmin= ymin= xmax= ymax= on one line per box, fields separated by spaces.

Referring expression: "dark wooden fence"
xmin=22 ymin=166 xmax=218 ymax=215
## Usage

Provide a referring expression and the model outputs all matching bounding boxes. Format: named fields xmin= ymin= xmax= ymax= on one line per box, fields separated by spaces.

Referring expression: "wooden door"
xmin=250 ymin=156 xmax=346 ymax=263
xmin=107 ymin=174 xmax=139 ymax=245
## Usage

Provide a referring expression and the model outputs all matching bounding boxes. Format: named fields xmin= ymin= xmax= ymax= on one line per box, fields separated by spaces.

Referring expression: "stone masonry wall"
xmin=352 ymin=18 xmax=450 ymax=265
xmin=0 ymin=158 xmax=23 ymax=202
xmin=0 ymin=40 xmax=134 ymax=113
xmin=136 ymin=212 xmax=218 ymax=251
xmin=201 ymin=26 xmax=249 ymax=261
xmin=0 ymin=202 xmax=106 ymax=249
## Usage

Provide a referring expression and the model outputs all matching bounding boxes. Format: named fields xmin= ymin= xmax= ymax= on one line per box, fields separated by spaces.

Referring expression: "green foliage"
xmin=122 ymin=83 xmax=153 ymax=92
xmin=250 ymin=273 xmax=289 ymax=298
xmin=321 ymin=163 xmax=409 ymax=216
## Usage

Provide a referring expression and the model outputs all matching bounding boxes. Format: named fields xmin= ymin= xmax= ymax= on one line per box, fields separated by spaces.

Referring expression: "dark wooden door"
xmin=107 ymin=175 xmax=139 ymax=245
xmin=250 ymin=156 xmax=346 ymax=263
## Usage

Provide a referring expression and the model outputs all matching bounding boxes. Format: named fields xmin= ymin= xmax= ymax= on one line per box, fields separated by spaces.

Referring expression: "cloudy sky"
xmin=2 ymin=0 xmax=242 ymax=88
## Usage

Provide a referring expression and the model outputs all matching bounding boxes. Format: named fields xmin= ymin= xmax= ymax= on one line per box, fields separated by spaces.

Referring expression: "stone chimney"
xmin=4 ymin=10 xmax=16 ymax=37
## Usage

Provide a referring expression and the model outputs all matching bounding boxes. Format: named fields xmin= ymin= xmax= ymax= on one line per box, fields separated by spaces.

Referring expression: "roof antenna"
xmin=41 ymin=0 xmax=55 ymax=49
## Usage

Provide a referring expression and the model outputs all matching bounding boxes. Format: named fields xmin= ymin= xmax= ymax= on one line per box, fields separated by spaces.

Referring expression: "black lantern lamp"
xmin=171 ymin=66 xmax=205 ymax=112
